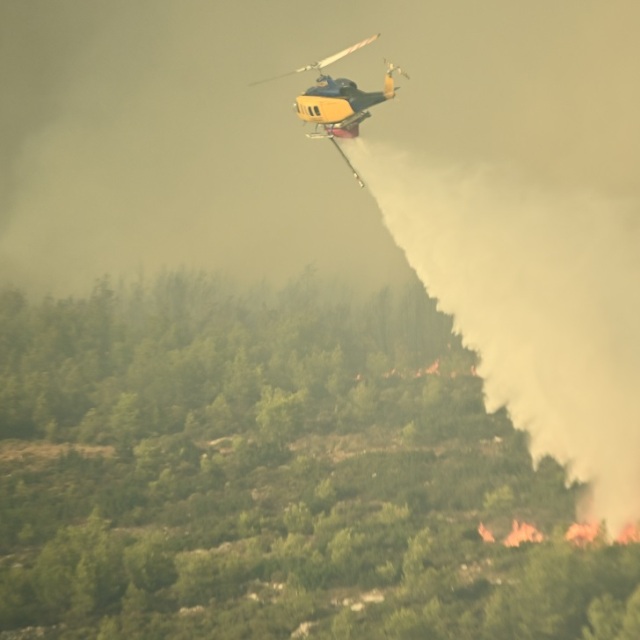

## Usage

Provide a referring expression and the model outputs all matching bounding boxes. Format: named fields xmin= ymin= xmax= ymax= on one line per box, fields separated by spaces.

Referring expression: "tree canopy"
xmin=0 ymin=270 xmax=635 ymax=639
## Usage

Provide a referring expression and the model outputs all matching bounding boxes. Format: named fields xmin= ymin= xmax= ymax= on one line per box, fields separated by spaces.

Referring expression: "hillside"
xmin=0 ymin=271 xmax=639 ymax=639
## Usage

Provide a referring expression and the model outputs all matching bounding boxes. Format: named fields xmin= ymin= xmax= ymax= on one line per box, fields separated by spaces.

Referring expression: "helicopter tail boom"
xmin=384 ymin=73 xmax=395 ymax=100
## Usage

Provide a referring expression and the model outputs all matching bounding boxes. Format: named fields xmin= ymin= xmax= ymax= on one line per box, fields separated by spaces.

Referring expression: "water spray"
xmin=347 ymin=138 xmax=640 ymax=535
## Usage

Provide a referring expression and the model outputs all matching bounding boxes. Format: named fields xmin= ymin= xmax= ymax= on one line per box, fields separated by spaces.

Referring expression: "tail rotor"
xmin=384 ymin=58 xmax=410 ymax=80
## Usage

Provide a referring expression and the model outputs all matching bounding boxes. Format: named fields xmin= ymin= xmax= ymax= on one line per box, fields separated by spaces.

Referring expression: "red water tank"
xmin=331 ymin=124 xmax=359 ymax=138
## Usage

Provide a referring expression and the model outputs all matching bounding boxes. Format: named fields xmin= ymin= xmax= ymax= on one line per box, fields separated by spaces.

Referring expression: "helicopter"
xmin=251 ymin=33 xmax=408 ymax=187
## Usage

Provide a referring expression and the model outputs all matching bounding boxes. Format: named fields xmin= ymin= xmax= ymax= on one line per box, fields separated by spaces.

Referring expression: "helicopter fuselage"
xmin=294 ymin=75 xmax=392 ymax=137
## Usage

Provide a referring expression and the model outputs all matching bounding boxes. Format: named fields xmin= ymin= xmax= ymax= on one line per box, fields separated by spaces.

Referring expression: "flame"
xmin=503 ymin=520 xmax=544 ymax=547
xmin=477 ymin=519 xmax=640 ymax=547
xmin=564 ymin=521 xmax=640 ymax=546
xmin=565 ymin=522 xmax=600 ymax=546
xmin=615 ymin=523 xmax=640 ymax=544
xmin=424 ymin=360 xmax=440 ymax=376
xmin=478 ymin=522 xmax=495 ymax=543
xmin=476 ymin=520 xmax=544 ymax=546
xmin=414 ymin=360 xmax=440 ymax=378
xmin=365 ymin=360 xmax=477 ymax=381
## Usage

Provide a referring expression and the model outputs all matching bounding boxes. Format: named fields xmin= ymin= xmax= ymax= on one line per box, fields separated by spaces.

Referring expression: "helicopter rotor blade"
xmin=250 ymin=33 xmax=381 ymax=86
xmin=314 ymin=33 xmax=381 ymax=71
xmin=248 ymin=69 xmax=300 ymax=87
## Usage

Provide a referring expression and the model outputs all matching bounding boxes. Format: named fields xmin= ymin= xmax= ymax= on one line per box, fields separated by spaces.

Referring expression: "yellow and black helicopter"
xmin=251 ymin=33 xmax=408 ymax=187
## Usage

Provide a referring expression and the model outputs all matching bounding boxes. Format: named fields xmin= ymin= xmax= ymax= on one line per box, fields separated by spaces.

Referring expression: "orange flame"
xmin=478 ymin=522 xmax=495 ymax=543
xmin=565 ymin=522 xmax=600 ymax=546
xmin=478 ymin=519 xmax=640 ymax=548
xmin=424 ymin=360 xmax=440 ymax=375
xmin=503 ymin=520 xmax=544 ymax=547
xmin=615 ymin=523 xmax=640 ymax=544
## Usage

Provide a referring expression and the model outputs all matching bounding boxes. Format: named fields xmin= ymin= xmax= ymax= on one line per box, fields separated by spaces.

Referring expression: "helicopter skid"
xmin=329 ymin=110 xmax=371 ymax=138
xmin=305 ymin=111 xmax=371 ymax=139
xmin=306 ymin=126 xmax=359 ymax=140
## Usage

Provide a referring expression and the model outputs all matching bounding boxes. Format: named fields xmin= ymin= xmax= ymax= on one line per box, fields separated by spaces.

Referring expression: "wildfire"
xmin=478 ymin=522 xmax=495 ymax=543
xmin=503 ymin=520 xmax=545 ymax=547
xmin=383 ymin=364 xmax=441 ymax=379
xmin=478 ymin=520 xmax=640 ymax=548
xmin=358 ymin=360 xmax=481 ymax=381
xmin=563 ymin=521 xmax=640 ymax=546
xmin=477 ymin=520 xmax=544 ymax=547
xmin=615 ymin=523 xmax=640 ymax=544
xmin=416 ymin=360 xmax=440 ymax=377
xmin=565 ymin=522 xmax=600 ymax=547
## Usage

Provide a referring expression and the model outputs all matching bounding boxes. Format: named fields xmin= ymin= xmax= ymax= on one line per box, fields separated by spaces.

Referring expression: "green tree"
xmin=581 ymin=594 xmax=624 ymax=640
xmin=0 ymin=565 xmax=39 ymax=629
xmin=482 ymin=542 xmax=594 ymax=640
xmin=173 ymin=550 xmax=218 ymax=607
xmin=32 ymin=511 xmax=126 ymax=621
xmin=314 ymin=477 xmax=337 ymax=506
xmin=384 ymin=607 xmax=429 ymax=640
xmin=123 ymin=531 xmax=177 ymax=593
xmin=328 ymin=527 xmax=365 ymax=582
xmin=223 ymin=347 xmax=263 ymax=419
xmin=340 ymin=382 xmax=378 ymax=430
xmin=482 ymin=586 xmax=521 ymax=640
xmin=284 ymin=502 xmax=313 ymax=535
xmin=618 ymin=585 xmax=640 ymax=640
xmin=97 ymin=615 xmax=121 ymax=640
xmin=204 ymin=393 xmax=233 ymax=437
xmin=109 ymin=392 xmax=143 ymax=450
xmin=331 ymin=607 xmax=356 ymax=639
xmin=402 ymin=527 xmax=434 ymax=588
xmin=256 ymin=386 xmax=307 ymax=443
xmin=483 ymin=484 xmax=515 ymax=515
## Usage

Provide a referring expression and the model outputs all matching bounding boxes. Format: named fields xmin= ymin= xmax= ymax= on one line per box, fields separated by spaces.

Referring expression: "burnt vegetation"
xmin=0 ymin=270 xmax=638 ymax=639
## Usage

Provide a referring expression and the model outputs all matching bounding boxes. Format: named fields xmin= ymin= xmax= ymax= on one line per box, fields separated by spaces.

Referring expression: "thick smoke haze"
xmin=4 ymin=2 xmax=640 ymax=296
xmin=350 ymin=139 xmax=640 ymax=533
xmin=3 ymin=2 xmax=640 ymax=530
xmin=0 ymin=2 xmax=411 ymax=295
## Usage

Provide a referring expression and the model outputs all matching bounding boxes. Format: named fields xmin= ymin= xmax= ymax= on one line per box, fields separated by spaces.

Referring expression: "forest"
xmin=0 ymin=269 xmax=639 ymax=639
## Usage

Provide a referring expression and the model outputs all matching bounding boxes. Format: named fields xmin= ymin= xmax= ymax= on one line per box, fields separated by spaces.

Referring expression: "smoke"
xmin=0 ymin=3 xmax=412 ymax=297
xmin=348 ymin=139 xmax=640 ymax=534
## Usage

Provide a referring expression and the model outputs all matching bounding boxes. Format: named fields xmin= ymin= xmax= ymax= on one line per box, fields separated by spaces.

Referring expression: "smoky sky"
xmin=2 ymin=1 xmax=639 ymax=296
